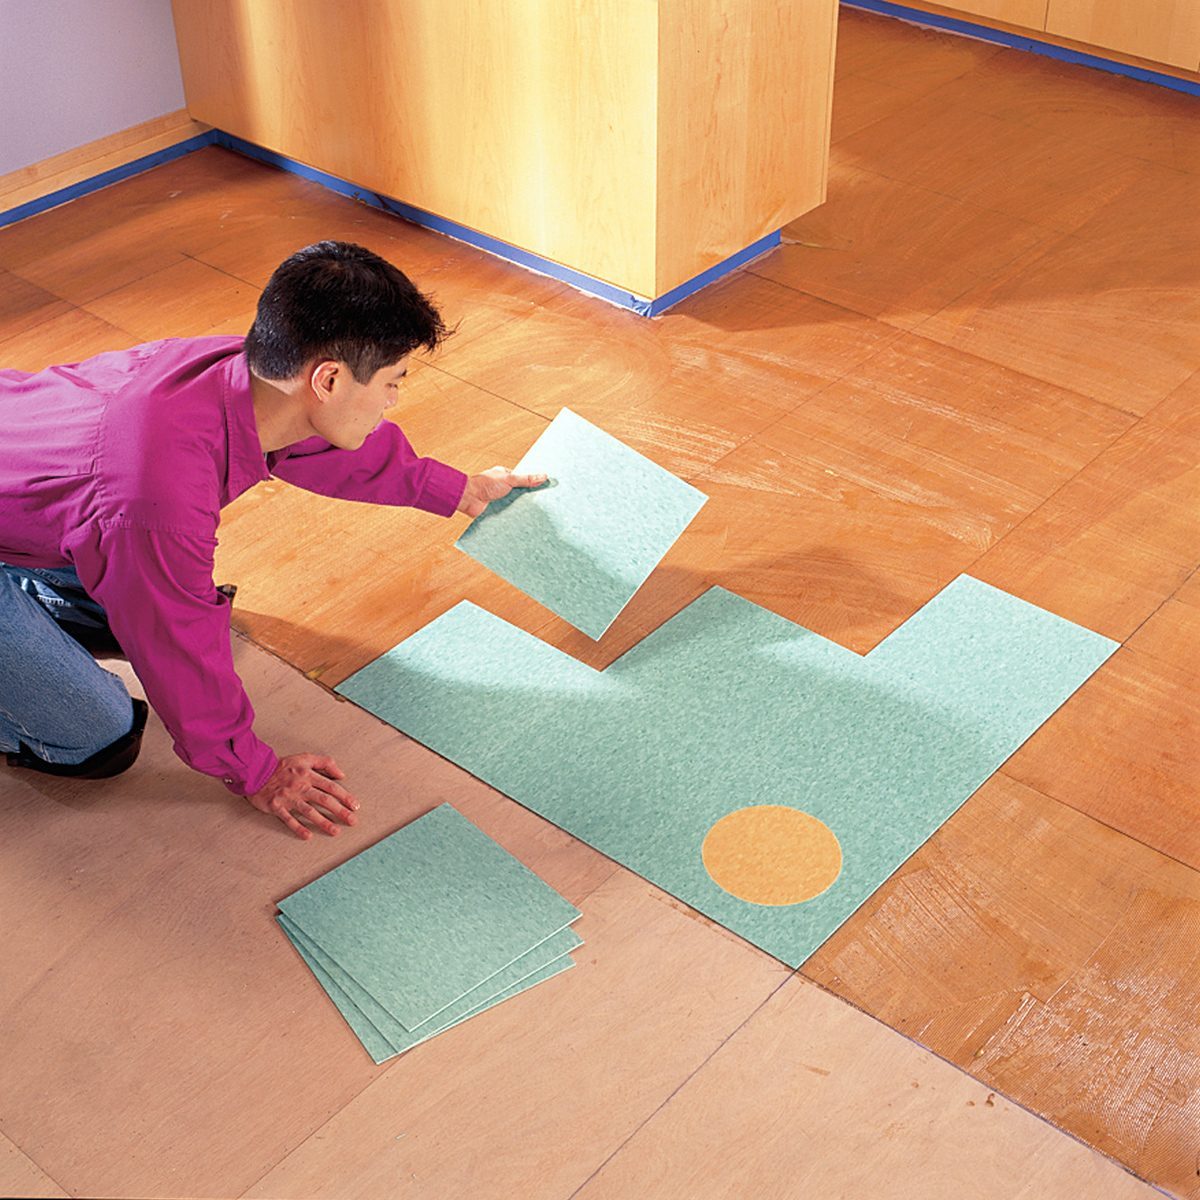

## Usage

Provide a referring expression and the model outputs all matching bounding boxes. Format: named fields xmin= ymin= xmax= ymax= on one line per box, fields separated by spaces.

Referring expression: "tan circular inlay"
xmin=702 ymin=805 xmax=842 ymax=906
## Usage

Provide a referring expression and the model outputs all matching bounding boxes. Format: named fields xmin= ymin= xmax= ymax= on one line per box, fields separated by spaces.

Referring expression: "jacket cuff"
xmin=223 ymin=744 xmax=280 ymax=796
xmin=418 ymin=461 xmax=469 ymax=517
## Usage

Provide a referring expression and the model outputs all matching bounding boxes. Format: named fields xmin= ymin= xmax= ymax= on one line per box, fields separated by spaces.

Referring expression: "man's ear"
xmin=309 ymin=359 xmax=340 ymax=400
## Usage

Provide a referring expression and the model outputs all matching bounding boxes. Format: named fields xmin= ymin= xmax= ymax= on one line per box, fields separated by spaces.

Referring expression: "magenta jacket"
xmin=0 ymin=336 xmax=467 ymax=794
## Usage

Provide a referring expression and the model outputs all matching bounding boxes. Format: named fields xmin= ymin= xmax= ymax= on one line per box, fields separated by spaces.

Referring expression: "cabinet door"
xmin=931 ymin=1 xmax=1048 ymax=29
xmin=1046 ymin=0 xmax=1200 ymax=68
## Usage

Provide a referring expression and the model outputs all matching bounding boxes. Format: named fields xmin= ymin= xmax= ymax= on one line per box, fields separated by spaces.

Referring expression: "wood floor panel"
xmin=918 ymin=45 xmax=1200 ymax=177
xmin=80 ymin=256 xmax=260 ymax=343
xmin=834 ymin=7 xmax=1003 ymax=92
xmin=574 ymin=974 xmax=1159 ymax=1200
xmin=0 ymin=148 xmax=273 ymax=306
xmin=244 ymin=869 xmax=789 ymax=1200
xmin=1176 ymin=568 xmax=1200 ymax=608
xmin=834 ymin=89 xmax=1148 ymax=236
xmin=0 ymin=639 xmax=616 ymax=1200
xmin=757 ymin=162 xmax=1054 ymax=329
xmin=680 ymin=462 xmax=984 ymax=657
xmin=0 ymin=306 xmax=137 ymax=371
xmin=916 ymin=164 xmax=1200 ymax=414
xmin=1125 ymin=598 xmax=1200 ymax=669
xmin=753 ymin=332 xmax=1135 ymax=544
xmin=1003 ymin=640 xmax=1200 ymax=870
xmin=803 ymin=772 xmax=1200 ymax=1200
xmin=971 ymin=422 xmax=1200 ymax=639
xmin=0 ymin=1134 xmax=67 ymax=1200
xmin=425 ymin=284 xmax=873 ymax=481
xmin=433 ymin=269 xmax=902 ymax=431
xmin=0 ymin=269 xmax=72 ymax=341
xmin=829 ymin=70 xmax=928 ymax=143
xmin=1145 ymin=368 xmax=1200 ymax=441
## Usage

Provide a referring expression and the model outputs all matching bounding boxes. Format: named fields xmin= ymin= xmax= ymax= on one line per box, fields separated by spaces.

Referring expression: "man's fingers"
xmin=510 ymin=472 xmax=549 ymax=489
xmin=307 ymin=786 xmax=358 ymax=827
xmin=298 ymin=798 xmax=340 ymax=837
xmin=273 ymin=803 xmax=312 ymax=840
xmin=309 ymin=754 xmax=346 ymax=780
xmin=309 ymin=773 xmax=358 ymax=812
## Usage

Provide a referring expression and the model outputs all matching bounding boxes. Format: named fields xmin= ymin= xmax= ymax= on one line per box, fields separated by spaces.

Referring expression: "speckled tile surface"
xmin=278 ymin=915 xmax=578 ymax=1064
xmin=337 ymin=577 xmax=1117 ymax=967
xmin=278 ymin=804 xmax=582 ymax=1029
xmin=454 ymin=407 xmax=707 ymax=638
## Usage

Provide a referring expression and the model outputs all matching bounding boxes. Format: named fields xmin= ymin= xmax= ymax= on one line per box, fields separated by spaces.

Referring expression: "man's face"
xmin=307 ymin=356 xmax=410 ymax=449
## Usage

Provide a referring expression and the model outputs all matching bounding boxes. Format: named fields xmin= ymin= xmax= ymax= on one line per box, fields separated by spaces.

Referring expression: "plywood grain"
xmin=834 ymin=87 xmax=1147 ymax=236
xmin=574 ymin=975 xmax=1159 ymax=1200
xmin=804 ymin=771 xmax=1200 ymax=1199
xmin=0 ymin=1134 xmax=67 ymax=1200
xmin=755 ymin=161 xmax=1054 ymax=329
xmin=971 ymin=421 xmax=1200 ymax=639
xmin=0 ymin=638 xmax=617 ymax=1199
xmin=1003 ymin=639 xmax=1200 ymax=869
xmin=917 ymin=163 xmax=1200 ymax=414
xmin=913 ymin=45 xmax=1200 ymax=175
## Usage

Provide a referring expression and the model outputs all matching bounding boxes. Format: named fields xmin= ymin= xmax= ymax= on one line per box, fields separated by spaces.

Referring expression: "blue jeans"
xmin=0 ymin=563 xmax=135 ymax=763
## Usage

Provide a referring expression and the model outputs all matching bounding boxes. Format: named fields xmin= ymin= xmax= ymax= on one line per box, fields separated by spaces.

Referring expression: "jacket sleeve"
xmin=70 ymin=521 xmax=279 ymax=796
xmin=268 ymin=420 xmax=468 ymax=517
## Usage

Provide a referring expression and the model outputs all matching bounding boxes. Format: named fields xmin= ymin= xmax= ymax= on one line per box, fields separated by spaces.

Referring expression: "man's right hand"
xmin=245 ymin=753 xmax=360 ymax=840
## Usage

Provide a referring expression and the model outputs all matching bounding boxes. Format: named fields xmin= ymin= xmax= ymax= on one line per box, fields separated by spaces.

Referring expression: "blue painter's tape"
xmin=0 ymin=131 xmax=220 ymax=230
xmin=209 ymin=131 xmax=777 ymax=316
xmin=842 ymin=0 xmax=1200 ymax=96
xmin=210 ymin=131 xmax=662 ymax=309
xmin=646 ymin=231 xmax=782 ymax=316
xmin=0 ymin=122 xmax=782 ymax=316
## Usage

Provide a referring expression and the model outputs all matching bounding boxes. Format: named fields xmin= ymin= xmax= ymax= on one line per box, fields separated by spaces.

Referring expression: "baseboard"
xmin=0 ymin=110 xmax=212 ymax=215
xmin=842 ymin=0 xmax=1200 ymax=95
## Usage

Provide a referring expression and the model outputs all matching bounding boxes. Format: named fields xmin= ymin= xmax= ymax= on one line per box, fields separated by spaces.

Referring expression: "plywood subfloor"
xmin=0 ymin=640 xmax=1162 ymax=1200
xmin=1 ymin=6 xmax=1197 ymax=1197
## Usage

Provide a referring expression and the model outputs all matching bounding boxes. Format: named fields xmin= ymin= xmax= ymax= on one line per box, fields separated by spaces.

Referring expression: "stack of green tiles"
xmin=276 ymin=803 xmax=583 ymax=1064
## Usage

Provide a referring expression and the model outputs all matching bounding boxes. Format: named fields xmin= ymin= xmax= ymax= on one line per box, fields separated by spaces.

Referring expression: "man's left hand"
xmin=457 ymin=466 xmax=549 ymax=518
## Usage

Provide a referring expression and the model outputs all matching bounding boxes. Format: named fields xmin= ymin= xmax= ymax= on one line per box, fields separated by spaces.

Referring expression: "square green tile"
xmin=454 ymin=407 xmax=707 ymax=638
xmin=278 ymin=803 xmax=581 ymax=1029
xmin=278 ymin=916 xmax=578 ymax=1064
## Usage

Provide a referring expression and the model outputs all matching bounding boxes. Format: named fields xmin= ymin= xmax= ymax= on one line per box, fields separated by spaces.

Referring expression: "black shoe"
xmin=6 ymin=699 xmax=150 ymax=780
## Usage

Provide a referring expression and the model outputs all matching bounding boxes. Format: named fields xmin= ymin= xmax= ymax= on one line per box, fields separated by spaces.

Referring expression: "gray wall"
xmin=0 ymin=0 xmax=186 ymax=175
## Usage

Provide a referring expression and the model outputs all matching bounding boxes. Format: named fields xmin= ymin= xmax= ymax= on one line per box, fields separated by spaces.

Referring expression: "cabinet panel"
xmin=1046 ymin=0 xmax=1200 ymax=68
xmin=926 ymin=1 xmax=1049 ymax=30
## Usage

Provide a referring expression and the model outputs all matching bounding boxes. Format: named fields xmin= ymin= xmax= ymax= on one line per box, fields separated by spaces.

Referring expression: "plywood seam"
xmin=422 ymin=361 xmax=555 ymax=427
xmin=563 ymin=973 xmax=794 ymax=1199
xmin=996 ymin=765 xmax=1200 ymax=878
xmin=0 ymin=1128 xmax=72 ymax=1198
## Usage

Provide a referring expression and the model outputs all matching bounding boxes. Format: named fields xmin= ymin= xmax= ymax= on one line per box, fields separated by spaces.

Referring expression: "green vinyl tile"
xmin=278 ymin=914 xmax=581 ymax=1051
xmin=277 ymin=916 xmax=578 ymax=1065
xmin=278 ymin=803 xmax=581 ymax=1030
xmin=454 ymin=407 xmax=707 ymax=639
xmin=335 ymin=576 xmax=1118 ymax=968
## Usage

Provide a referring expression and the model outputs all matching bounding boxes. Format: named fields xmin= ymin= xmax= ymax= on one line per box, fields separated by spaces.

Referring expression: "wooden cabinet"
xmin=170 ymin=0 xmax=837 ymax=301
xmin=1046 ymin=0 xmax=1200 ymax=69
xmin=927 ymin=1 xmax=1049 ymax=29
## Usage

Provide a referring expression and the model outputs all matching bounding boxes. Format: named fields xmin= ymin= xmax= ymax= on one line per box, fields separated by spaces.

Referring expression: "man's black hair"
xmin=244 ymin=241 xmax=449 ymax=382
